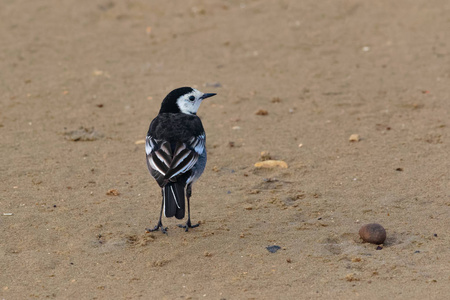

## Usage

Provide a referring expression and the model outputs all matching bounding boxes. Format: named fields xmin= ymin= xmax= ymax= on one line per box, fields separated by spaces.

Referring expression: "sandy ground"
xmin=1 ymin=0 xmax=449 ymax=299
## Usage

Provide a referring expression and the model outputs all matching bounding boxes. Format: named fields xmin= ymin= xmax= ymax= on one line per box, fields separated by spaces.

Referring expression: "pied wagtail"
xmin=145 ymin=87 xmax=216 ymax=234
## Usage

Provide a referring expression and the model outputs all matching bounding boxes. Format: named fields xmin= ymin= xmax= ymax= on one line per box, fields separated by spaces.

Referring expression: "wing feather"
xmin=154 ymin=150 xmax=172 ymax=168
xmin=146 ymin=133 xmax=205 ymax=186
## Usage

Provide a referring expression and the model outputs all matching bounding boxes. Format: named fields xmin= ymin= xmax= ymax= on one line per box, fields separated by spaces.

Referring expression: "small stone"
xmin=359 ymin=223 xmax=386 ymax=244
xmin=204 ymin=82 xmax=222 ymax=88
xmin=349 ymin=134 xmax=360 ymax=142
xmin=266 ymin=245 xmax=281 ymax=253
xmin=254 ymin=160 xmax=288 ymax=169
xmin=271 ymin=97 xmax=281 ymax=103
xmin=106 ymin=189 xmax=120 ymax=196
xmin=255 ymin=109 xmax=268 ymax=116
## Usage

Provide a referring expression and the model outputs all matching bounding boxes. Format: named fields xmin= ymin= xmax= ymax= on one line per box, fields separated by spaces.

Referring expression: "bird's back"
xmin=148 ymin=113 xmax=205 ymax=145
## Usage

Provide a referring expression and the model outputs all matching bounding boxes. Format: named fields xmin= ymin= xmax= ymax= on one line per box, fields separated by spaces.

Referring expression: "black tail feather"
xmin=163 ymin=183 xmax=185 ymax=219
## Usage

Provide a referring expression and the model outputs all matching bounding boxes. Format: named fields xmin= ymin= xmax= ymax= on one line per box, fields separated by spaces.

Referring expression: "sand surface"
xmin=1 ymin=1 xmax=449 ymax=299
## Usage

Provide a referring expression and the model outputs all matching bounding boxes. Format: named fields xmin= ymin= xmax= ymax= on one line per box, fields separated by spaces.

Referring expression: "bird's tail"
xmin=163 ymin=183 xmax=185 ymax=219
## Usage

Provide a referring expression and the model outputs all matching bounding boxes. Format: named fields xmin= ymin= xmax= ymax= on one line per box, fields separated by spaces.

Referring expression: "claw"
xmin=146 ymin=222 xmax=168 ymax=234
xmin=177 ymin=220 xmax=200 ymax=232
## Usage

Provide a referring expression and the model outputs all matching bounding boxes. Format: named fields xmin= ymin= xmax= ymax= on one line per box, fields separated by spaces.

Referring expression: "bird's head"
xmin=159 ymin=87 xmax=216 ymax=115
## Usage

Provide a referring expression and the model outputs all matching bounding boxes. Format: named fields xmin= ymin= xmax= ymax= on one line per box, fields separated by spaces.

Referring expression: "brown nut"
xmin=359 ymin=223 xmax=386 ymax=244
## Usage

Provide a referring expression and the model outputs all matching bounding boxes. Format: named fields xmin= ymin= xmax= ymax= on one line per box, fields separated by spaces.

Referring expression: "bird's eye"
xmin=189 ymin=96 xmax=195 ymax=101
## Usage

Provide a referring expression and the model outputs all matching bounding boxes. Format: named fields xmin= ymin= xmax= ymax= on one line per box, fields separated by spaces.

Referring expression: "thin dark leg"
xmin=146 ymin=192 xmax=168 ymax=234
xmin=178 ymin=184 xmax=200 ymax=232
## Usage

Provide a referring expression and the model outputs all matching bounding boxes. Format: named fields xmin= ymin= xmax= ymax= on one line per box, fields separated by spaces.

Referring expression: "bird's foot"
xmin=177 ymin=220 xmax=200 ymax=232
xmin=146 ymin=222 xmax=168 ymax=234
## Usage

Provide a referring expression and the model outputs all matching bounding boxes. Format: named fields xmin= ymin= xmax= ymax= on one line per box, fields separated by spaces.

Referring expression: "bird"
xmin=145 ymin=87 xmax=216 ymax=234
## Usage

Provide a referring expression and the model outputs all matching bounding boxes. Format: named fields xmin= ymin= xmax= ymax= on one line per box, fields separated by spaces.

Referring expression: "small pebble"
xmin=271 ymin=97 xmax=281 ymax=103
xmin=349 ymin=134 xmax=360 ymax=142
xmin=255 ymin=109 xmax=268 ymax=116
xmin=204 ymin=82 xmax=222 ymax=88
xmin=106 ymin=189 xmax=120 ymax=196
xmin=254 ymin=160 xmax=288 ymax=169
xmin=359 ymin=223 xmax=386 ymax=244
xmin=266 ymin=245 xmax=281 ymax=253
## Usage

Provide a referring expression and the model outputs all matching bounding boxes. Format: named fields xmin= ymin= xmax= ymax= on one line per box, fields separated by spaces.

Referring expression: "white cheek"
xmin=177 ymin=94 xmax=203 ymax=114
xmin=178 ymin=100 xmax=194 ymax=114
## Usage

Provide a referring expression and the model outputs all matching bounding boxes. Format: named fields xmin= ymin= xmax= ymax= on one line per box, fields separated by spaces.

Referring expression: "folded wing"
xmin=146 ymin=134 xmax=205 ymax=187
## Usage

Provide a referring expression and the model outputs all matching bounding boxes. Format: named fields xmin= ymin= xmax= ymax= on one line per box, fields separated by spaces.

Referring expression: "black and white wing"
xmin=145 ymin=134 xmax=205 ymax=187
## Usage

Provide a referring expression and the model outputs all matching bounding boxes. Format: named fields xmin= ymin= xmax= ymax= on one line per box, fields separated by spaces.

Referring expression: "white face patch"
xmin=176 ymin=89 xmax=204 ymax=115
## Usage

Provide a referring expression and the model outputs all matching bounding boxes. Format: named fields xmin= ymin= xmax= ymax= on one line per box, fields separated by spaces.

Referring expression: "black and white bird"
xmin=145 ymin=87 xmax=216 ymax=234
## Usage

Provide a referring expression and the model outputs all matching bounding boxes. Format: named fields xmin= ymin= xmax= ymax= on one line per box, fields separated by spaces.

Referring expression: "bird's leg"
xmin=146 ymin=193 xmax=168 ymax=234
xmin=178 ymin=184 xmax=200 ymax=232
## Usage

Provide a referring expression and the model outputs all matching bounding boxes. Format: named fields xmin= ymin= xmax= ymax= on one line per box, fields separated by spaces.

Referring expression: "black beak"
xmin=201 ymin=93 xmax=216 ymax=100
